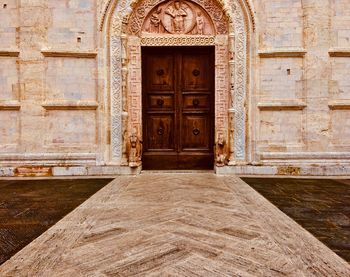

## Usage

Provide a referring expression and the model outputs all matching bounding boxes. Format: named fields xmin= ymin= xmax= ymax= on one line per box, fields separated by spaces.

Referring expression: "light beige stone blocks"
xmin=0 ymin=0 xmax=350 ymax=176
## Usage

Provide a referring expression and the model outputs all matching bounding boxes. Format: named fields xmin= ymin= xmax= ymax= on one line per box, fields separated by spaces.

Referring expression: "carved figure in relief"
xmin=141 ymin=0 xmax=216 ymax=35
xmin=129 ymin=128 xmax=142 ymax=167
xmin=195 ymin=11 xmax=204 ymax=34
xmin=215 ymin=133 xmax=227 ymax=167
xmin=150 ymin=8 xmax=162 ymax=33
xmin=165 ymin=1 xmax=187 ymax=33
xmin=133 ymin=0 xmax=227 ymax=35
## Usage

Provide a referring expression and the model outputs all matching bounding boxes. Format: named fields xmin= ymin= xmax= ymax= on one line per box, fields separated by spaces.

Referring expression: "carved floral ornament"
xmin=128 ymin=0 xmax=229 ymax=36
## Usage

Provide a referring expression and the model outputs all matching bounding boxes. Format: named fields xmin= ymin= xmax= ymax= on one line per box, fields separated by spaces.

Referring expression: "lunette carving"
xmin=142 ymin=0 xmax=214 ymax=35
xmin=196 ymin=11 xmax=204 ymax=34
xmin=99 ymin=0 xmax=256 ymax=32
xmin=149 ymin=8 xmax=162 ymax=33
xmin=164 ymin=1 xmax=188 ymax=33
xmin=128 ymin=0 xmax=228 ymax=35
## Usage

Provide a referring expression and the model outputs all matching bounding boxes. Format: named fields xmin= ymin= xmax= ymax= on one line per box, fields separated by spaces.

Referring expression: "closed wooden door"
xmin=142 ymin=47 xmax=214 ymax=170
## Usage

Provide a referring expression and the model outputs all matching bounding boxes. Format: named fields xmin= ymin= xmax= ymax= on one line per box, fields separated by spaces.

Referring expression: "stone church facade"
xmin=0 ymin=0 xmax=349 ymax=176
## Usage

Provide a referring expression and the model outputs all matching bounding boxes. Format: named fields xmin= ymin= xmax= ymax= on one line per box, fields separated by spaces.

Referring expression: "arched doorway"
xmin=99 ymin=0 xmax=255 ymax=172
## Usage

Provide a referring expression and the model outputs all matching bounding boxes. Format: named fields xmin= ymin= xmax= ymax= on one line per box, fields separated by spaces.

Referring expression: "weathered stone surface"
xmin=0 ymin=0 xmax=349 ymax=175
xmin=0 ymin=174 xmax=349 ymax=275
xmin=52 ymin=166 xmax=88 ymax=176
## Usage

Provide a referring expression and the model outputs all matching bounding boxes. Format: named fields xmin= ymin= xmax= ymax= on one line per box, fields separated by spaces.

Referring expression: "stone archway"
xmin=100 ymin=0 xmax=254 ymax=170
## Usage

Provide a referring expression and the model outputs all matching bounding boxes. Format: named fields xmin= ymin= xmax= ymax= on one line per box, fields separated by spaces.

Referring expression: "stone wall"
xmin=0 ymin=0 xmax=350 ymax=176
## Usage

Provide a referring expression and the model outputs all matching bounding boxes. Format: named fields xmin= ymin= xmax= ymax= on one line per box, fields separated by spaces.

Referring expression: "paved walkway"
xmin=0 ymin=173 xmax=349 ymax=276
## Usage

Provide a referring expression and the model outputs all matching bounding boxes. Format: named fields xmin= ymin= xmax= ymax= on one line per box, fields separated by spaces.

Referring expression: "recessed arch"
xmin=99 ymin=0 xmax=256 ymax=168
xmin=127 ymin=0 xmax=229 ymax=36
xmin=98 ymin=0 xmax=256 ymax=32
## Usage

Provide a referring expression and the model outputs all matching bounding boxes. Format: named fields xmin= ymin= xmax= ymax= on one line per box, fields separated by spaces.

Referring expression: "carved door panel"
xmin=142 ymin=47 xmax=214 ymax=169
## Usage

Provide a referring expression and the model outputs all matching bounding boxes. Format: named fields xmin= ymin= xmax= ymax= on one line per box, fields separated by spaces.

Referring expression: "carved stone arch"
xmin=127 ymin=0 xmax=230 ymax=36
xmin=101 ymin=0 xmax=255 ymax=168
xmin=98 ymin=0 xmax=256 ymax=32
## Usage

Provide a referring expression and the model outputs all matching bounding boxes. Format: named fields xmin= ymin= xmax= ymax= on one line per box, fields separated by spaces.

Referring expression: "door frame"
xmin=123 ymin=36 xmax=234 ymax=169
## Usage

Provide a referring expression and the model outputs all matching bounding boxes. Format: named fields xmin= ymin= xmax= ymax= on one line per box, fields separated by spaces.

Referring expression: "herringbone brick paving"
xmin=0 ymin=173 xmax=349 ymax=276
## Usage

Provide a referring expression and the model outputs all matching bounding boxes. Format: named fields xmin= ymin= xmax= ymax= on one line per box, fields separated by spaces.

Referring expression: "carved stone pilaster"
xmin=228 ymin=32 xmax=235 ymax=163
xmin=127 ymin=36 xmax=142 ymax=167
xmin=110 ymin=34 xmax=122 ymax=164
xmin=214 ymin=35 xmax=230 ymax=163
xmin=121 ymin=34 xmax=129 ymax=165
xmin=228 ymin=108 xmax=236 ymax=165
xmin=232 ymin=4 xmax=247 ymax=162
xmin=110 ymin=4 xmax=132 ymax=165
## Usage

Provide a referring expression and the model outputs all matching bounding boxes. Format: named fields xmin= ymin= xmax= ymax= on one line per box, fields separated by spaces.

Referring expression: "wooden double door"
xmin=142 ymin=47 xmax=215 ymax=170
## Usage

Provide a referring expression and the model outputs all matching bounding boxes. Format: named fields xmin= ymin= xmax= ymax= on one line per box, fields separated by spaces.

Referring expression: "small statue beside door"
xmin=129 ymin=128 xmax=142 ymax=168
xmin=215 ymin=133 xmax=227 ymax=167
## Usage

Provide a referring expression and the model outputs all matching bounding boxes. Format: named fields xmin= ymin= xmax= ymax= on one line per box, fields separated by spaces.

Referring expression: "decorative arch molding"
xmin=101 ymin=0 xmax=255 ymax=167
xmin=127 ymin=0 xmax=229 ymax=35
xmin=98 ymin=0 xmax=256 ymax=32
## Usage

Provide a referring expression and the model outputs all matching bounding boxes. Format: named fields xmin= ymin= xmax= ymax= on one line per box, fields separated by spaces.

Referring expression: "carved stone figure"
xmin=196 ymin=12 xmax=204 ymax=34
xmin=141 ymin=0 xmax=216 ymax=35
xmin=129 ymin=128 xmax=142 ymax=167
xmin=165 ymin=1 xmax=187 ymax=33
xmin=150 ymin=8 xmax=162 ymax=33
xmin=215 ymin=133 xmax=227 ymax=167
